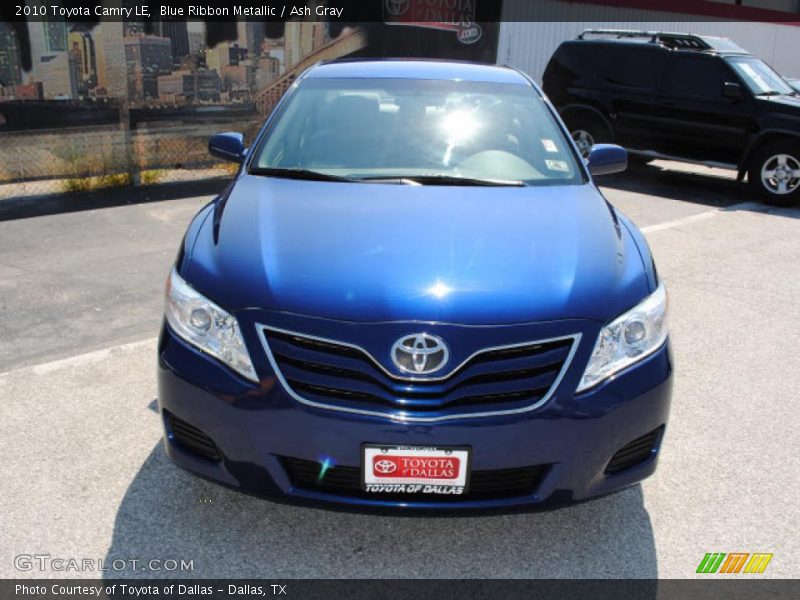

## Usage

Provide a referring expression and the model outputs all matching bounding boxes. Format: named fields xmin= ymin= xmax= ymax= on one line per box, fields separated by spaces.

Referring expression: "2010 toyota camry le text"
xmin=157 ymin=59 xmax=672 ymax=510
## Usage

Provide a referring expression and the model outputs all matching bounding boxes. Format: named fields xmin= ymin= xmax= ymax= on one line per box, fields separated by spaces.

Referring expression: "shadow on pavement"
xmin=0 ymin=178 xmax=230 ymax=222
xmin=103 ymin=443 xmax=658 ymax=579
xmin=599 ymin=162 xmax=756 ymax=206
xmin=600 ymin=163 xmax=800 ymax=219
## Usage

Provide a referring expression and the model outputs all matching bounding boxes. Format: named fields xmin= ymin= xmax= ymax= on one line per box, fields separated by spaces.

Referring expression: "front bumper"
xmin=157 ymin=319 xmax=673 ymax=511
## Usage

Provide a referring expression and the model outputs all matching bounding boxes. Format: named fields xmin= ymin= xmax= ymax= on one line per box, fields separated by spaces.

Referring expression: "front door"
xmin=655 ymin=54 xmax=753 ymax=165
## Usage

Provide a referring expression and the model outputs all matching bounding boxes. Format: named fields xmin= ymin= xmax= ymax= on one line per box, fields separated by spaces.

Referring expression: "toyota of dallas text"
xmin=158 ymin=59 xmax=672 ymax=510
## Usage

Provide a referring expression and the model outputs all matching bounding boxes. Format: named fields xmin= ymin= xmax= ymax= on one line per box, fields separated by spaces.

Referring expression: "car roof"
xmin=305 ymin=59 xmax=531 ymax=85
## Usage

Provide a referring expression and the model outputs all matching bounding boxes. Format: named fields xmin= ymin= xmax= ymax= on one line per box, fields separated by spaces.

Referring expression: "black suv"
xmin=543 ymin=29 xmax=800 ymax=206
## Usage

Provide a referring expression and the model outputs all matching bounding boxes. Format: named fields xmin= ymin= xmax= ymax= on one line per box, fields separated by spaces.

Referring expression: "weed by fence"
xmin=0 ymin=120 xmax=262 ymax=199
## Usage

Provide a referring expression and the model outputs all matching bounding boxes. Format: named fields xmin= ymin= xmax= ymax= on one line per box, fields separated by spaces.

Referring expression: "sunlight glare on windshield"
xmin=441 ymin=109 xmax=481 ymax=165
xmin=440 ymin=109 xmax=481 ymax=143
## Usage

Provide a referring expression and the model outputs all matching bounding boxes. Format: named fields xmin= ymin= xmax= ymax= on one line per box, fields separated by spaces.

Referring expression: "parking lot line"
xmin=640 ymin=201 xmax=769 ymax=234
xmin=640 ymin=209 xmax=720 ymax=233
xmin=0 ymin=337 xmax=157 ymax=378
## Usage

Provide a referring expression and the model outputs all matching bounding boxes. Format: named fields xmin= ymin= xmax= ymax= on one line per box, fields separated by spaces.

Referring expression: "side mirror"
xmin=209 ymin=132 xmax=245 ymax=163
xmin=723 ymin=82 xmax=744 ymax=101
xmin=587 ymin=144 xmax=627 ymax=176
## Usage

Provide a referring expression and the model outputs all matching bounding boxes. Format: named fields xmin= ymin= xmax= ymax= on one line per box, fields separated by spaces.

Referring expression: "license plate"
xmin=362 ymin=444 xmax=470 ymax=495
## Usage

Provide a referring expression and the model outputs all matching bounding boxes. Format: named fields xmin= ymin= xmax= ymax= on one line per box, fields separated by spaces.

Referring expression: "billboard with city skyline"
xmin=1 ymin=19 xmax=343 ymax=117
xmin=1 ymin=8 xmax=500 ymax=126
xmin=0 ymin=4 xmax=500 ymax=199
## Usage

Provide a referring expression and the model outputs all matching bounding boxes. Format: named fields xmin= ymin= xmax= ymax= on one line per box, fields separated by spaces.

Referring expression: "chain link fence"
xmin=0 ymin=120 xmax=263 ymax=200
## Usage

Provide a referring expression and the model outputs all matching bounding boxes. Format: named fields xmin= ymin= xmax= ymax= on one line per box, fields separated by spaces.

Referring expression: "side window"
xmin=668 ymin=56 xmax=728 ymax=99
xmin=604 ymin=48 xmax=666 ymax=91
xmin=548 ymin=44 xmax=598 ymax=81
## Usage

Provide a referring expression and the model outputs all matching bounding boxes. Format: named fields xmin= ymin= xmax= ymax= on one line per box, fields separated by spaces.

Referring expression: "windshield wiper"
xmin=249 ymin=169 xmax=526 ymax=186
xmin=248 ymin=167 xmax=356 ymax=182
xmin=356 ymin=174 xmax=526 ymax=187
xmin=755 ymin=90 xmax=783 ymax=97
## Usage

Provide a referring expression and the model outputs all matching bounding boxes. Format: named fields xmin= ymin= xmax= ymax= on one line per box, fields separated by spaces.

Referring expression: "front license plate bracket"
xmin=361 ymin=444 xmax=471 ymax=495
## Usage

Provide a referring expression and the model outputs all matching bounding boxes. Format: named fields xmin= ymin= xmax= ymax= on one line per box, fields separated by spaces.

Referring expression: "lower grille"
xmin=281 ymin=456 xmax=549 ymax=502
xmin=166 ymin=413 xmax=221 ymax=462
xmin=605 ymin=427 xmax=663 ymax=474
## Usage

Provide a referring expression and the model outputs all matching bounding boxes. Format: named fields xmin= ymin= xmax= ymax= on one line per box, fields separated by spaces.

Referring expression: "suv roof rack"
xmin=577 ymin=29 xmax=713 ymax=50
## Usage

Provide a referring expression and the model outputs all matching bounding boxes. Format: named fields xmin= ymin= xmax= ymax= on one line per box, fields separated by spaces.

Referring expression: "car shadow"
xmin=102 ymin=442 xmax=658 ymax=579
xmin=0 ymin=177 xmax=230 ymax=222
xmin=599 ymin=161 xmax=800 ymax=219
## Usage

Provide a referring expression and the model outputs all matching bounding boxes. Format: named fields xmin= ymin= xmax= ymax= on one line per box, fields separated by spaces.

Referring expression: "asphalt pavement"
xmin=0 ymin=161 xmax=798 ymax=579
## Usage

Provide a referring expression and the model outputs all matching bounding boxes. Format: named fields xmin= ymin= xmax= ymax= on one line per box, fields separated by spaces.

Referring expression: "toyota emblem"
xmin=374 ymin=459 xmax=397 ymax=474
xmin=384 ymin=0 xmax=410 ymax=17
xmin=391 ymin=333 xmax=449 ymax=375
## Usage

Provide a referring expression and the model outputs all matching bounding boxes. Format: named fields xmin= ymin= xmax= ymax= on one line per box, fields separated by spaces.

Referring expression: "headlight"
xmin=165 ymin=267 xmax=258 ymax=382
xmin=577 ymin=283 xmax=668 ymax=393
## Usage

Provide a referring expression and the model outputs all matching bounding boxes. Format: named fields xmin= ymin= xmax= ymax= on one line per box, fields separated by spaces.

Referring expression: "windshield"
xmin=726 ymin=56 xmax=794 ymax=96
xmin=250 ymin=77 xmax=584 ymax=186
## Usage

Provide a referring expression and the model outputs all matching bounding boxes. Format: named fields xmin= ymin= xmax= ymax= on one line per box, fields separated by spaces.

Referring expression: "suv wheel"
xmin=567 ymin=116 xmax=610 ymax=160
xmin=748 ymin=141 xmax=800 ymax=206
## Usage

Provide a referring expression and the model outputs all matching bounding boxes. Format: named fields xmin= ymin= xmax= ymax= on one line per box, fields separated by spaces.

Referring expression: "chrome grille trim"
xmin=256 ymin=323 xmax=582 ymax=423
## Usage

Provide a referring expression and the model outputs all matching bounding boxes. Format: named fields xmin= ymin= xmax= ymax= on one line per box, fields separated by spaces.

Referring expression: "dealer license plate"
xmin=362 ymin=444 xmax=470 ymax=495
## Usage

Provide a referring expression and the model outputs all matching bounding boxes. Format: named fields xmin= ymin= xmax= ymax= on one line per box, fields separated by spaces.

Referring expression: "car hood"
xmin=759 ymin=93 xmax=800 ymax=111
xmin=184 ymin=175 xmax=650 ymax=325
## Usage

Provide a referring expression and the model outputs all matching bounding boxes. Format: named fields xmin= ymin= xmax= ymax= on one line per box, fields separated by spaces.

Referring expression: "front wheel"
xmin=748 ymin=141 xmax=800 ymax=207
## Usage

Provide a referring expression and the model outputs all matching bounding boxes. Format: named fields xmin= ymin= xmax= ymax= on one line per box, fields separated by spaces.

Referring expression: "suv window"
xmin=668 ymin=55 xmax=730 ymax=99
xmin=548 ymin=43 xmax=599 ymax=81
xmin=604 ymin=47 xmax=666 ymax=90
xmin=725 ymin=55 xmax=794 ymax=96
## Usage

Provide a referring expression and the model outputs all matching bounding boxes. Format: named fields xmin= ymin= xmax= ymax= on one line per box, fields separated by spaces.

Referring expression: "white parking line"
xmin=640 ymin=209 xmax=718 ymax=233
xmin=0 ymin=337 xmax=157 ymax=378
xmin=640 ymin=201 xmax=764 ymax=233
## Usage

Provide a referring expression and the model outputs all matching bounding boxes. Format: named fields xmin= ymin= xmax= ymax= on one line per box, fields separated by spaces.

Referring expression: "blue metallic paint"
xmin=587 ymin=144 xmax=628 ymax=176
xmin=304 ymin=60 xmax=531 ymax=84
xmin=208 ymin=132 xmax=246 ymax=164
xmin=183 ymin=177 xmax=649 ymax=324
xmin=158 ymin=325 xmax=672 ymax=509
xmin=158 ymin=60 xmax=673 ymax=509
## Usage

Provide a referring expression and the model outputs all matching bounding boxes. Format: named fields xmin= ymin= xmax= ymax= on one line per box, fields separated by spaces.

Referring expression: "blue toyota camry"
xmin=158 ymin=59 xmax=672 ymax=510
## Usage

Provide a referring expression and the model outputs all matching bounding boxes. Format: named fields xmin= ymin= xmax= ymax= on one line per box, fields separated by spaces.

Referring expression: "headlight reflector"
xmin=577 ymin=283 xmax=668 ymax=392
xmin=165 ymin=267 xmax=258 ymax=382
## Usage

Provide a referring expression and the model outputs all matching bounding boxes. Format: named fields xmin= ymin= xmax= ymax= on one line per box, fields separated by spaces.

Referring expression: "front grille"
xmin=605 ymin=427 xmax=663 ymax=474
xmin=281 ymin=456 xmax=549 ymax=502
xmin=261 ymin=327 xmax=577 ymax=418
xmin=166 ymin=413 xmax=221 ymax=462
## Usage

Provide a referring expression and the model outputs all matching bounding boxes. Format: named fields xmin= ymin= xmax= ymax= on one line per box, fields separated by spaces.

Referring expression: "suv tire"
xmin=566 ymin=114 xmax=610 ymax=160
xmin=748 ymin=141 xmax=800 ymax=207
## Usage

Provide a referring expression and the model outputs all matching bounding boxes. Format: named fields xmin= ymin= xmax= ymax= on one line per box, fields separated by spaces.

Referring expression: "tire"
xmin=566 ymin=114 xmax=611 ymax=160
xmin=747 ymin=141 xmax=800 ymax=207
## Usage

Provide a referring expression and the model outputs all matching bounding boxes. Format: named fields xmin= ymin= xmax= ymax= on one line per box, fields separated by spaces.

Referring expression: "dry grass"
xmin=141 ymin=169 xmax=166 ymax=185
xmin=61 ymin=173 xmax=132 ymax=193
xmin=219 ymin=162 xmax=240 ymax=176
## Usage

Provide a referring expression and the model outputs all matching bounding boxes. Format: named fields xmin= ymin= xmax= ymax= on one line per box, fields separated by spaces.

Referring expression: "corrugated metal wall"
xmin=499 ymin=0 xmax=800 ymax=83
